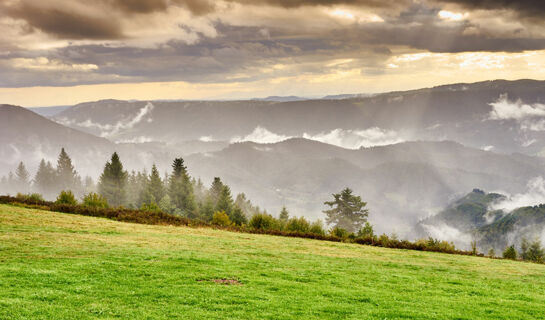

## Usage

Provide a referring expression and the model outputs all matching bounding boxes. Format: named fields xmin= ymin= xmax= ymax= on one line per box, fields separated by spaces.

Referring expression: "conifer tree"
xmin=98 ymin=152 xmax=128 ymax=207
xmin=216 ymin=185 xmax=234 ymax=216
xmin=279 ymin=206 xmax=289 ymax=221
xmin=34 ymin=159 xmax=56 ymax=198
xmin=15 ymin=161 xmax=30 ymax=193
xmin=323 ymin=187 xmax=369 ymax=233
xmin=231 ymin=206 xmax=248 ymax=226
xmin=209 ymin=177 xmax=224 ymax=205
xmin=168 ymin=158 xmax=196 ymax=217
xmin=55 ymin=148 xmax=81 ymax=194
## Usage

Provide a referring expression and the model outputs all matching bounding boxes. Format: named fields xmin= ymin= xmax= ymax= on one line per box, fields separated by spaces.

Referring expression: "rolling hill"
xmin=51 ymin=79 xmax=545 ymax=155
xmin=1 ymin=204 xmax=544 ymax=319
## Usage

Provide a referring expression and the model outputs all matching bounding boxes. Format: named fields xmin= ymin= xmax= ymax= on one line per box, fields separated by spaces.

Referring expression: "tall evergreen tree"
xmin=98 ymin=152 xmax=128 ymax=207
xmin=55 ymin=148 xmax=81 ymax=194
xmin=323 ymin=187 xmax=369 ymax=233
xmin=209 ymin=177 xmax=224 ymax=205
xmin=216 ymin=185 xmax=234 ymax=216
xmin=33 ymin=159 xmax=56 ymax=198
xmin=15 ymin=161 xmax=30 ymax=193
xmin=279 ymin=206 xmax=289 ymax=221
xmin=168 ymin=158 xmax=196 ymax=217
xmin=140 ymin=164 xmax=165 ymax=206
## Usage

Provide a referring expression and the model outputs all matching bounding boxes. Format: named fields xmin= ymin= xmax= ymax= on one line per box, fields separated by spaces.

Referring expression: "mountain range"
xmin=2 ymin=79 xmax=545 ymax=241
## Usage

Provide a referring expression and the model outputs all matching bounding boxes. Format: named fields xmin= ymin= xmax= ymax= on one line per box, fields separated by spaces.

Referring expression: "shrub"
xmin=230 ymin=206 xmax=248 ymax=226
xmin=16 ymin=193 xmax=44 ymax=204
xmin=212 ymin=211 xmax=232 ymax=227
xmin=357 ymin=221 xmax=374 ymax=238
xmin=309 ymin=220 xmax=326 ymax=236
xmin=249 ymin=213 xmax=278 ymax=230
xmin=55 ymin=190 xmax=77 ymax=205
xmin=330 ymin=226 xmax=349 ymax=239
xmin=285 ymin=216 xmax=311 ymax=233
xmin=377 ymin=233 xmax=391 ymax=247
xmin=502 ymin=245 xmax=517 ymax=260
xmin=82 ymin=192 xmax=109 ymax=209
xmin=141 ymin=201 xmax=161 ymax=213
xmin=527 ymin=239 xmax=545 ymax=263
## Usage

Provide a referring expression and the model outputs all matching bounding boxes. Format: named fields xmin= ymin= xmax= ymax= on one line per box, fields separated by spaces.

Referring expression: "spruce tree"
xmin=34 ymin=159 xmax=56 ymax=198
xmin=98 ymin=152 xmax=128 ymax=207
xmin=209 ymin=177 xmax=224 ymax=205
xmin=148 ymin=164 xmax=165 ymax=203
xmin=279 ymin=206 xmax=289 ymax=221
xmin=55 ymin=148 xmax=81 ymax=194
xmin=168 ymin=158 xmax=196 ymax=217
xmin=323 ymin=187 xmax=369 ymax=233
xmin=216 ymin=185 xmax=234 ymax=216
xmin=15 ymin=161 xmax=30 ymax=193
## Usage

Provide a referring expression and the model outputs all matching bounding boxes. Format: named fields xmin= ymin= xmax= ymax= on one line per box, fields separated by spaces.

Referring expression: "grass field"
xmin=1 ymin=204 xmax=545 ymax=319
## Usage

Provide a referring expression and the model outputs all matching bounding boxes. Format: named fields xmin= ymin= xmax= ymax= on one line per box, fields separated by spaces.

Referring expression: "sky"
xmin=1 ymin=0 xmax=545 ymax=107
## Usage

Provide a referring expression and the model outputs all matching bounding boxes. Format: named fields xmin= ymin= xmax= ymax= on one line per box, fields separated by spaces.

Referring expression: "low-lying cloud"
xmin=57 ymin=102 xmax=154 ymax=139
xmin=490 ymin=176 xmax=545 ymax=212
xmin=230 ymin=126 xmax=404 ymax=149
xmin=488 ymin=94 xmax=545 ymax=132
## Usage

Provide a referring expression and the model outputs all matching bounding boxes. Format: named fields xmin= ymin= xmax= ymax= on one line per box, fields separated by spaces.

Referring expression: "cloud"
xmin=488 ymin=94 xmax=545 ymax=131
xmin=57 ymin=102 xmax=155 ymax=138
xmin=420 ymin=223 xmax=472 ymax=249
xmin=230 ymin=126 xmax=291 ymax=144
xmin=10 ymin=57 xmax=98 ymax=72
xmin=438 ymin=0 xmax=545 ymax=19
xmin=303 ymin=128 xmax=404 ymax=149
xmin=490 ymin=177 xmax=545 ymax=212
xmin=230 ymin=126 xmax=404 ymax=148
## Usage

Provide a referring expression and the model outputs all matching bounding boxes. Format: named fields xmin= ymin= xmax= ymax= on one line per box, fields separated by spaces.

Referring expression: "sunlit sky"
xmin=1 ymin=0 xmax=545 ymax=107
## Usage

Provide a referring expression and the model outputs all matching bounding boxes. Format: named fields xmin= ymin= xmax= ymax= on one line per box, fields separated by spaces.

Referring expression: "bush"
xmin=503 ymin=245 xmax=517 ymax=260
xmin=527 ymin=240 xmax=544 ymax=263
xmin=285 ymin=216 xmax=311 ymax=233
xmin=330 ymin=226 xmax=349 ymax=239
xmin=357 ymin=221 xmax=374 ymax=238
xmin=212 ymin=211 xmax=232 ymax=227
xmin=309 ymin=220 xmax=326 ymax=236
xmin=141 ymin=201 xmax=161 ymax=213
xmin=230 ymin=207 xmax=248 ymax=226
xmin=82 ymin=192 xmax=109 ymax=209
xmin=55 ymin=190 xmax=77 ymax=205
xmin=16 ymin=193 xmax=44 ymax=204
xmin=249 ymin=213 xmax=278 ymax=230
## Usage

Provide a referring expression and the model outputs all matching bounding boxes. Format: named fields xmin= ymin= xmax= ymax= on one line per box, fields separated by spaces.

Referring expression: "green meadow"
xmin=1 ymin=204 xmax=544 ymax=319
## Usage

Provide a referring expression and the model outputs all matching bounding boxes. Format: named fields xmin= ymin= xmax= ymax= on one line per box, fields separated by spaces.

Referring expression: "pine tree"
xmin=98 ymin=152 xmax=128 ymax=207
xmin=231 ymin=206 xmax=248 ymax=226
xmin=168 ymin=158 xmax=196 ymax=217
xmin=216 ymin=185 xmax=234 ymax=216
xmin=140 ymin=164 xmax=165 ymax=206
xmin=323 ymin=187 xmax=369 ymax=233
xmin=55 ymin=148 xmax=81 ymax=194
xmin=15 ymin=161 xmax=30 ymax=193
xmin=33 ymin=159 xmax=56 ymax=199
xmin=209 ymin=177 xmax=224 ymax=205
xmin=279 ymin=206 xmax=289 ymax=221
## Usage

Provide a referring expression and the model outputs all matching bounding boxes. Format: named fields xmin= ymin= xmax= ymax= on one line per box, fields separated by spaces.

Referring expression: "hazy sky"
xmin=1 ymin=0 xmax=545 ymax=106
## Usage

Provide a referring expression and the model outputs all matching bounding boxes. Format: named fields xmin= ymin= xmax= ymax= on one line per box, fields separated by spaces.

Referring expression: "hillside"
xmin=1 ymin=204 xmax=544 ymax=319
xmin=185 ymin=139 xmax=545 ymax=234
xmin=0 ymin=105 xmax=115 ymax=176
xmin=417 ymin=189 xmax=545 ymax=251
xmin=52 ymin=79 xmax=545 ymax=155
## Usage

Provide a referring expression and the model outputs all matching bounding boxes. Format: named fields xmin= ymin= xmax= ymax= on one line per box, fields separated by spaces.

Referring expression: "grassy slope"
xmin=1 ymin=205 xmax=545 ymax=319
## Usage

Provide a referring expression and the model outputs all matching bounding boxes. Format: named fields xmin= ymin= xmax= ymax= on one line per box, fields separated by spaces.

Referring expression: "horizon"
xmin=17 ymin=77 xmax=545 ymax=108
xmin=2 ymin=0 xmax=545 ymax=106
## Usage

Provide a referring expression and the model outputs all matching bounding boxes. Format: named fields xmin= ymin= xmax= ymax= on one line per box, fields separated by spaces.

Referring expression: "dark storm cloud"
xmin=439 ymin=0 xmax=545 ymax=18
xmin=4 ymin=2 xmax=124 ymax=40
